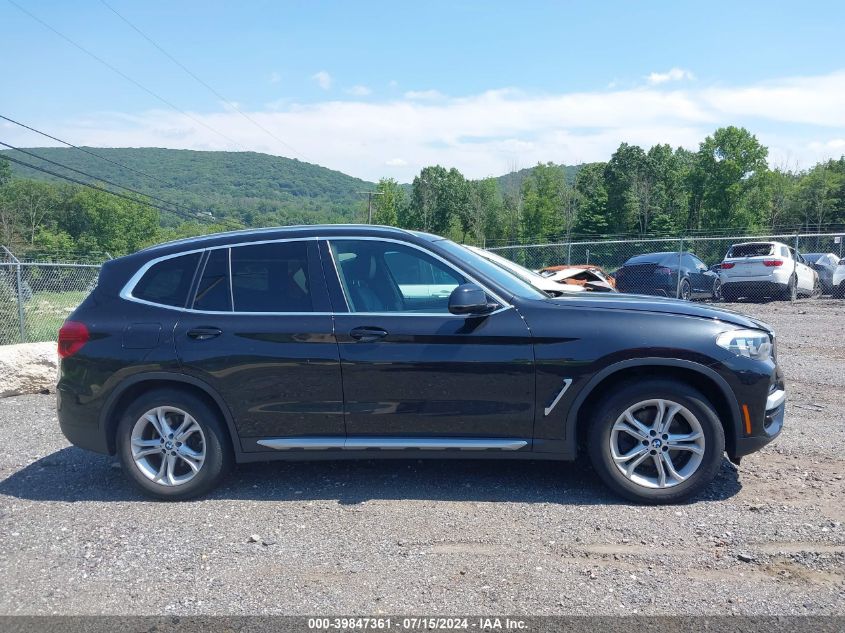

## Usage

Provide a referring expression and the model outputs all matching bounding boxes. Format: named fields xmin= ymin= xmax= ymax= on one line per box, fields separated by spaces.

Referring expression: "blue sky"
xmin=2 ymin=0 xmax=845 ymax=180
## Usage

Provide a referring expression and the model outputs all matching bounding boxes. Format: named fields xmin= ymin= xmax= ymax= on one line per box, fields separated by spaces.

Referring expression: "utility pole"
xmin=357 ymin=191 xmax=385 ymax=224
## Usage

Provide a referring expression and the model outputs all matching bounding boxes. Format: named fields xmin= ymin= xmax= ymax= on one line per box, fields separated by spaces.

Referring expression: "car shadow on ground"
xmin=0 ymin=446 xmax=742 ymax=505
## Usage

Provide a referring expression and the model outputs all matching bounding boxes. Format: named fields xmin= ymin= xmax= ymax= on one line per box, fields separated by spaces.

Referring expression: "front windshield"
xmin=436 ymin=241 xmax=547 ymax=300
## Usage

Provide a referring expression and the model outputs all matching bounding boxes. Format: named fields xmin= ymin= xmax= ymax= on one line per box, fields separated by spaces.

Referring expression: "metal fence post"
xmin=676 ymin=237 xmax=684 ymax=299
xmin=15 ymin=261 xmax=25 ymax=342
xmin=2 ymin=246 xmax=26 ymax=343
xmin=566 ymin=242 xmax=572 ymax=265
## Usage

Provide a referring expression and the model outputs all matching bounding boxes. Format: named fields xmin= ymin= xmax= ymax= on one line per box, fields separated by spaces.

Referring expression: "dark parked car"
xmin=58 ymin=226 xmax=784 ymax=503
xmin=615 ymin=252 xmax=720 ymax=300
xmin=803 ymin=252 xmax=840 ymax=294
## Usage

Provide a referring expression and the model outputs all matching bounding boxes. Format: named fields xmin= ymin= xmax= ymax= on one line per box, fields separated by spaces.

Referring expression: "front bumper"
xmin=732 ymin=387 xmax=785 ymax=457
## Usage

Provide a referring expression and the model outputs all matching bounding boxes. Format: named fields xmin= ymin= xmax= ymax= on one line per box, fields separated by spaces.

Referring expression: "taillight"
xmin=721 ymin=262 xmax=735 ymax=269
xmin=58 ymin=321 xmax=90 ymax=358
xmin=763 ymin=259 xmax=783 ymax=267
xmin=655 ymin=266 xmax=672 ymax=275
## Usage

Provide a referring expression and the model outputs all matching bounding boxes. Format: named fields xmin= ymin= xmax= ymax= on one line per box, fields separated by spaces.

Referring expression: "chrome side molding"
xmin=544 ymin=378 xmax=573 ymax=416
xmin=256 ymin=437 xmax=528 ymax=451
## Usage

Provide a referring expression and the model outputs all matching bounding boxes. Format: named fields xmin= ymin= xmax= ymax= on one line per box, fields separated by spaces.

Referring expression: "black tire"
xmin=678 ymin=278 xmax=692 ymax=301
xmin=116 ymin=388 xmax=232 ymax=500
xmin=712 ymin=279 xmax=722 ymax=302
xmin=782 ymin=274 xmax=797 ymax=301
xmin=587 ymin=379 xmax=725 ymax=504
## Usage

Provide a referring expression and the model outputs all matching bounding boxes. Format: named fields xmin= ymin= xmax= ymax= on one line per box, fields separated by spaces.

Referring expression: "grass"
xmin=22 ymin=290 xmax=88 ymax=343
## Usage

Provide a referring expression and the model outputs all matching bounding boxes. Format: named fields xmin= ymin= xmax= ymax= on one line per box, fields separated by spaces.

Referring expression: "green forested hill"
xmin=495 ymin=163 xmax=581 ymax=193
xmin=1 ymin=147 xmax=375 ymax=225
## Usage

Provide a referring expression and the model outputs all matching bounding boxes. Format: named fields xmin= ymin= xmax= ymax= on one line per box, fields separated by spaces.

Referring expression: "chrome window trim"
xmin=322 ymin=236 xmax=512 ymax=317
xmin=120 ymin=234 xmax=513 ymax=318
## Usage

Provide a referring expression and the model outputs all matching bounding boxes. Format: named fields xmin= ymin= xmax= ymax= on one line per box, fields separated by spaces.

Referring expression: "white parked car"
xmin=719 ymin=241 xmax=819 ymax=301
xmin=463 ymin=246 xmax=585 ymax=295
xmin=833 ymin=257 xmax=845 ymax=297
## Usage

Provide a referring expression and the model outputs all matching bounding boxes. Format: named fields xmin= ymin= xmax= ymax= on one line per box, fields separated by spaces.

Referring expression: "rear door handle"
xmin=349 ymin=326 xmax=388 ymax=342
xmin=187 ymin=326 xmax=223 ymax=341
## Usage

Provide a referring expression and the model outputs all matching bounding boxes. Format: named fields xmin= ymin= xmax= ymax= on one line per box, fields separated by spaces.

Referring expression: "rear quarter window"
xmin=132 ymin=253 xmax=200 ymax=307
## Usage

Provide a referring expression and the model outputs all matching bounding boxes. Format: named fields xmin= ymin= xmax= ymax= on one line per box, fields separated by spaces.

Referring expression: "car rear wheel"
xmin=678 ymin=278 xmax=692 ymax=301
xmin=588 ymin=379 xmax=725 ymax=504
xmin=116 ymin=388 xmax=232 ymax=500
xmin=712 ymin=279 xmax=722 ymax=302
xmin=782 ymin=274 xmax=798 ymax=301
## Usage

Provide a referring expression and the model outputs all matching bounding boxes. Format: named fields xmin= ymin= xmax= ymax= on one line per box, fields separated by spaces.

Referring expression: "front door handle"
xmin=349 ymin=326 xmax=388 ymax=342
xmin=187 ymin=326 xmax=223 ymax=341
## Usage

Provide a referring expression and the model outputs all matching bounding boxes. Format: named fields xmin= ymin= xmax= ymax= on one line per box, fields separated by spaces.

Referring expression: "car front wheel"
xmin=116 ymin=388 xmax=232 ymax=500
xmin=588 ymin=379 xmax=725 ymax=504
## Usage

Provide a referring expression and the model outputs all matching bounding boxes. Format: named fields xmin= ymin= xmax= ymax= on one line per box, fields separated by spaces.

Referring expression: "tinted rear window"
xmin=728 ymin=243 xmax=774 ymax=258
xmin=133 ymin=253 xmax=200 ymax=307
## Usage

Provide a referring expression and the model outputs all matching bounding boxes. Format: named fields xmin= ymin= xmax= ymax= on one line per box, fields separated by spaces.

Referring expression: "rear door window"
xmin=193 ymin=248 xmax=231 ymax=311
xmin=132 ymin=252 xmax=200 ymax=307
xmin=230 ymin=241 xmax=313 ymax=312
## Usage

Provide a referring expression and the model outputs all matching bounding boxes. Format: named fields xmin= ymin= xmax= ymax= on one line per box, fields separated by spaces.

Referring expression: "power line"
xmin=0 ymin=141 xmax=202 ymax=218
xmin=0 ymin=113 xmax=185 ymax=191
xmin=7 ymin=0 xmax=245 ymax=151
xmin=99 ymin=0 xmax=311 ymax=163
xmin=0 ymin=153 xmax=210 ymax=222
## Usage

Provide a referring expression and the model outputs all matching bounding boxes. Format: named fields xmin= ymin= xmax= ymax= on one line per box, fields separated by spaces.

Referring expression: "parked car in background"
xmin=803 ymin=253 xmax=840 ymax=294
xmin=57 ymin=224 xmax=785 ymax=503
xmin=719 ymin=241 xmax=819 ymax=301
xmin=614 ymin=252 xmax=720 ymax=301
xmin=538 ymin=265 xmax=617 ymax=292
xmin=834 ymin=258 xmax=845 ymax=297
xmin=463 ymin=246 xmax=585 ymax=295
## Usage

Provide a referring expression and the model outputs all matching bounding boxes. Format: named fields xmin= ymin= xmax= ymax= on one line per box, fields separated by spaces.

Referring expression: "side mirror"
xmin=448 ymin=283 xmax=496 ymax=315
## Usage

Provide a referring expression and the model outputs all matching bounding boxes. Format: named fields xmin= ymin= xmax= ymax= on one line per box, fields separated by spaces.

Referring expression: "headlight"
xmin=716 ymin=329 xmax=773 ymax=361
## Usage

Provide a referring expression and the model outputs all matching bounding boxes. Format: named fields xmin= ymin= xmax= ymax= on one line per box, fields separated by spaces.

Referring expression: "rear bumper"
xmin=57 ymin=385 xmax=110 ymax=454
xmin=721 ymin=280 xmax=788 ymax=297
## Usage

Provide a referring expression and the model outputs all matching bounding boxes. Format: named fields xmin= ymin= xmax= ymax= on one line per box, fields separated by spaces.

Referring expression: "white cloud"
xmin=647 ymin=68 xmax=695 ymax=85
xmin=268 ymin=71 xmax=281 ymax=84
xmin=18 ymin=69 xmax=845 ymax=181
xmin=347 ymin=85 xmax=372 ymax=96
xmin=312 ymin=70 xmax=332 ymax=90
xmin=388 ymin=80 xmax=399 ymax=88
xmin=403 ymin=89 xmax=445 ymax=101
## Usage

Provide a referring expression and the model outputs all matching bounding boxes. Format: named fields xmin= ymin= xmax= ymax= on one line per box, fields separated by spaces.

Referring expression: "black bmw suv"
xmin=57 ymin=225 xmax=785 ymax=503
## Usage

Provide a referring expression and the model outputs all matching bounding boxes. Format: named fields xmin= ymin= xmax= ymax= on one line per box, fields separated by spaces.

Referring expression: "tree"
xmin=692 ymin=126 xmax=769 ymax=230
xmin=63 ymin=188 xmax=160 ymax=255
xmin=794 ymin=160 xmax=845 ymax=231
xmin=573 ymin=162 xmax=609 ymax=236
xmin=405 ymin=166 xmax=466 ymax=236
xmin=466 ymin=178 xmax=502 ymax=245
xmin=2 ymin=180 xmax=58 ymax=245
xmin=371 ymin=178 xmax=406 ymax=227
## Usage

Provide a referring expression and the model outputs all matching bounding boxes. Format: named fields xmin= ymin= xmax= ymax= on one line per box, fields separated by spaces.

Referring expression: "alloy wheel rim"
xmin=609 ymin=399 xmax=706 ymax=489
xmin=131 ymin=406 xmax=206 ymax=487
xmin=681 ymin=281 xmax=691 ymax=300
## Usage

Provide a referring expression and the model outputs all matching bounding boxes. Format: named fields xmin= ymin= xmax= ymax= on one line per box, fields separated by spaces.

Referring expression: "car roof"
xmin=135 ymin=224 xmax=425 ymax=257
xmin=729 ymin=240 xmax=788 ymax=248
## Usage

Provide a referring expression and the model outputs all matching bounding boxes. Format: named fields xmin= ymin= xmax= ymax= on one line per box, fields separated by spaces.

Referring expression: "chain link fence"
xmin=488 ymin=232 xmax=845 ymax=301
xmin=1 ymin=246 xmax=102 ymax=345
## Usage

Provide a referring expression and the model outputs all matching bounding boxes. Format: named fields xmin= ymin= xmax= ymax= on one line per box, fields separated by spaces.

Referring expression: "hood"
xmin=538 ymin=292 xmax=772 ymax=332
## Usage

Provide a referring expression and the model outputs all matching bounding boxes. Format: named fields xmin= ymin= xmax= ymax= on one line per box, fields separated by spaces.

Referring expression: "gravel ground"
xmin=0 ymin=298 xmax=843 ymax=616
